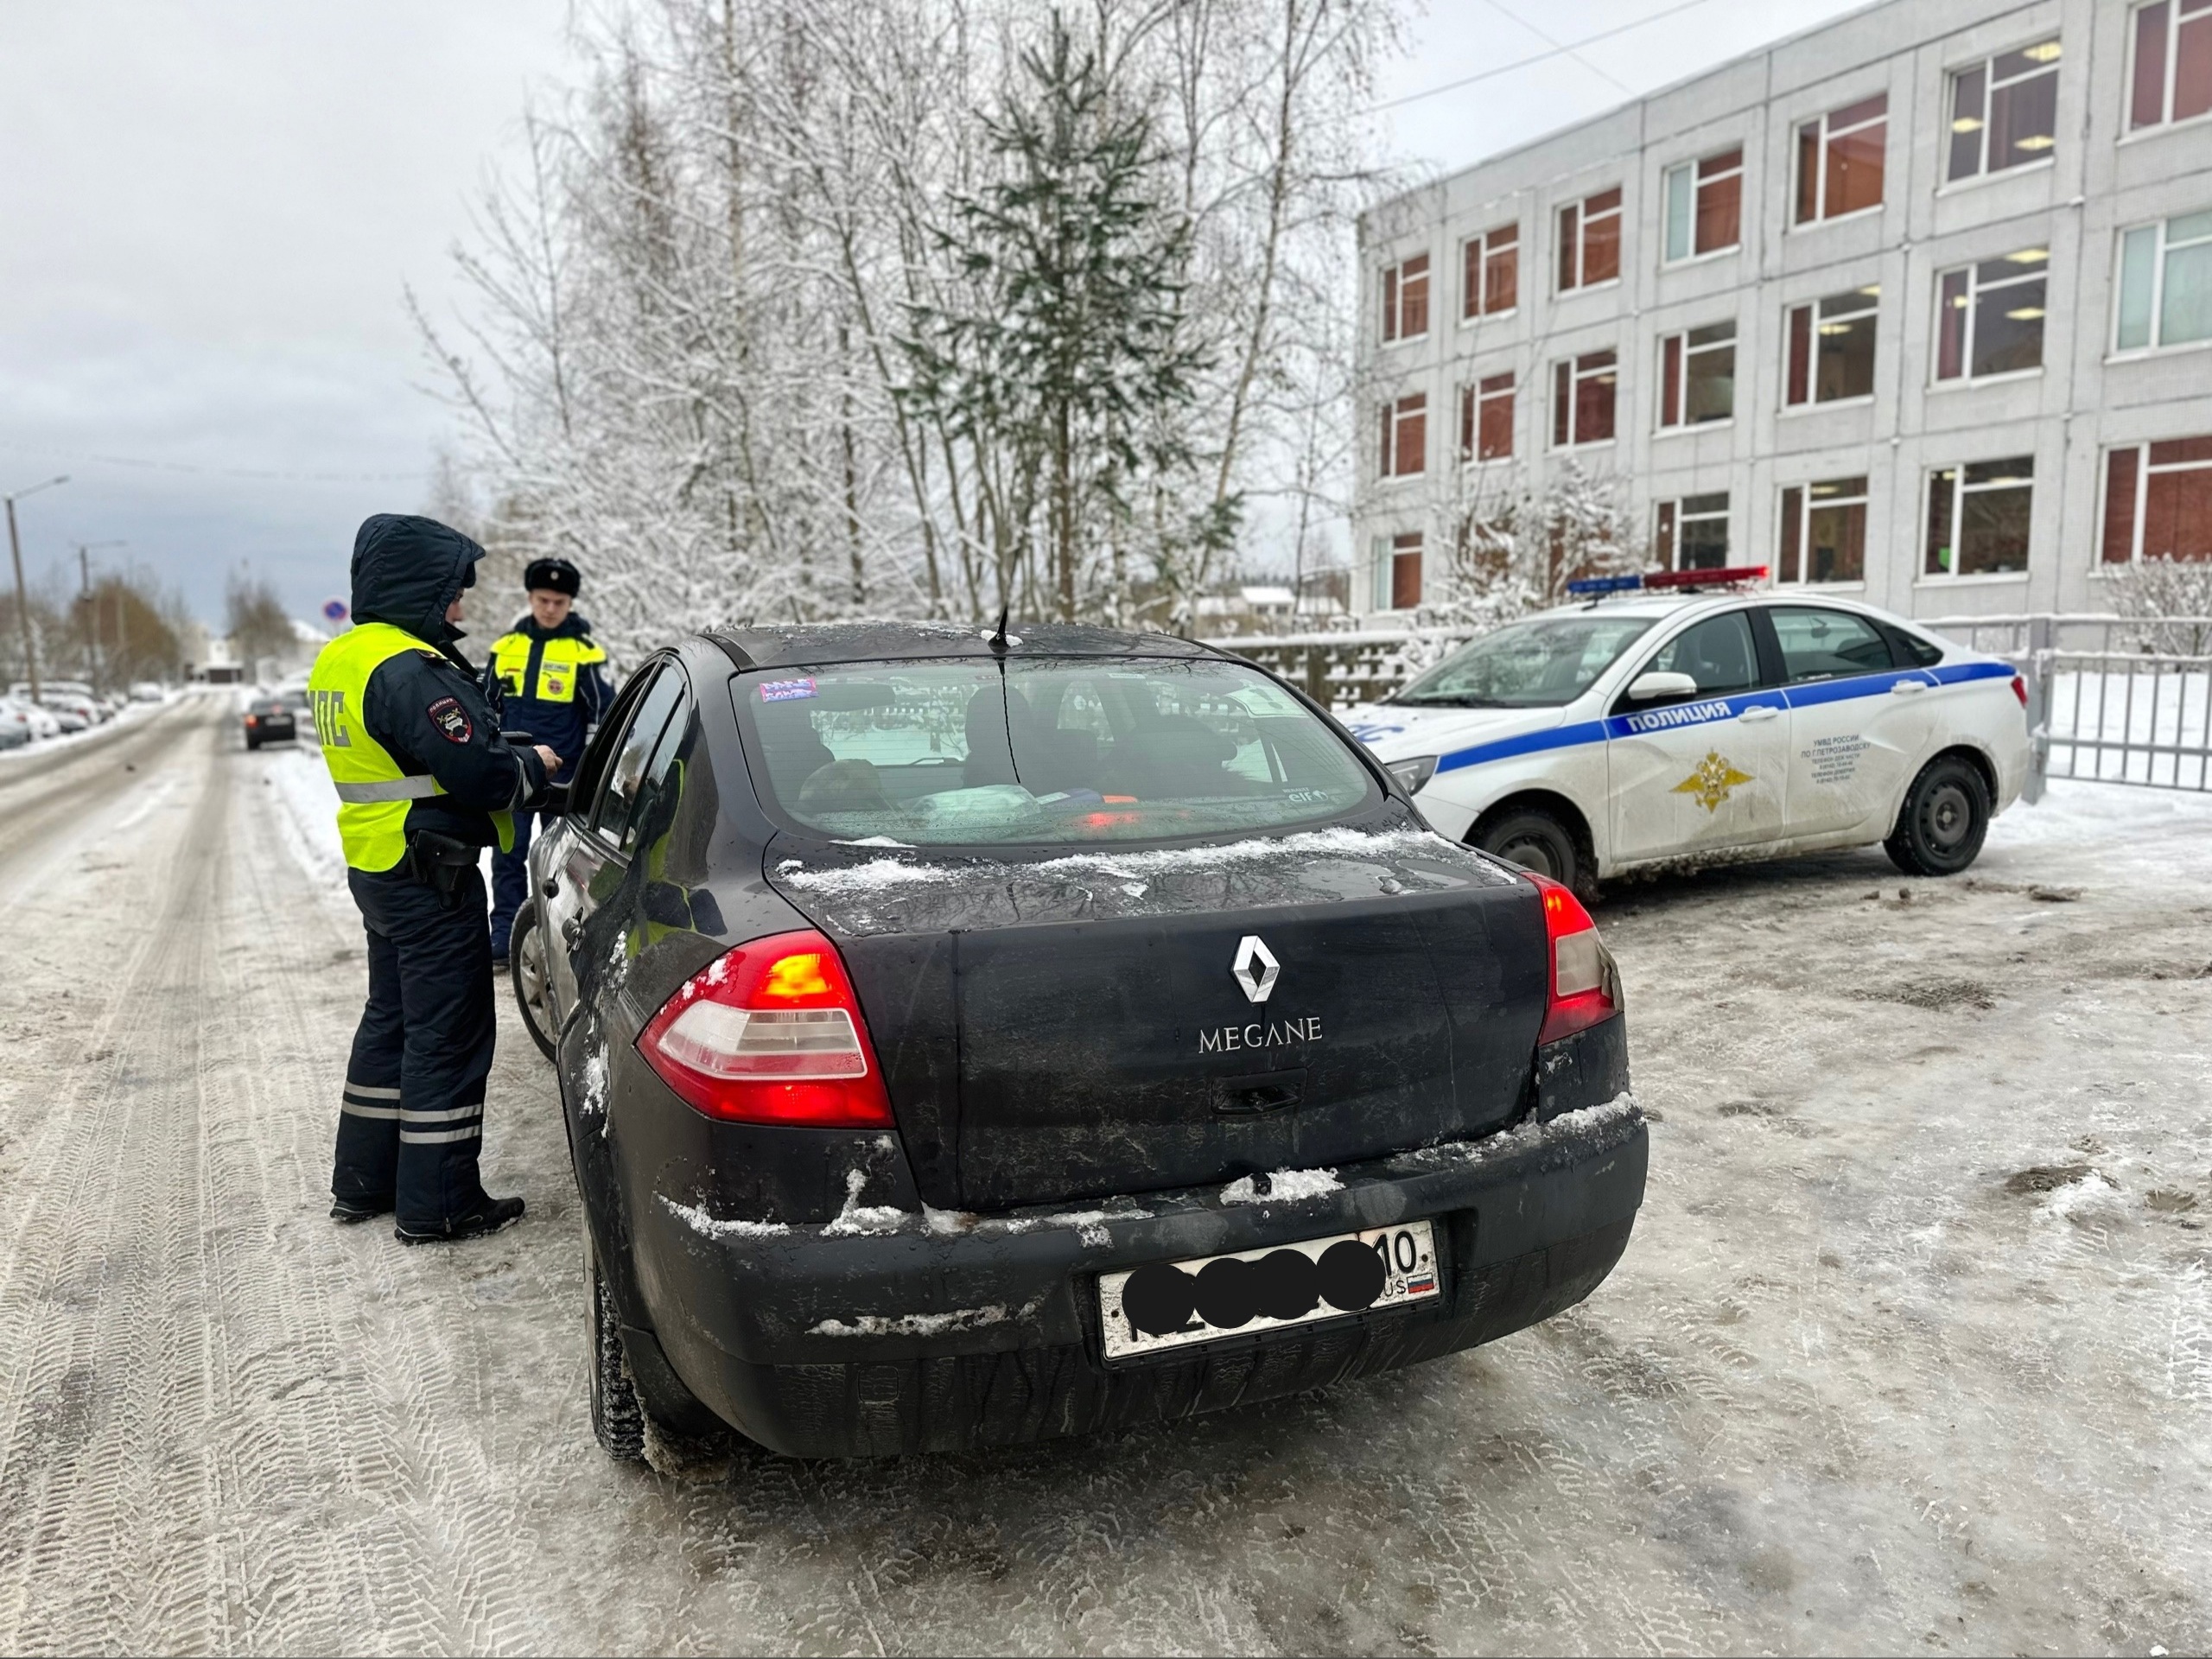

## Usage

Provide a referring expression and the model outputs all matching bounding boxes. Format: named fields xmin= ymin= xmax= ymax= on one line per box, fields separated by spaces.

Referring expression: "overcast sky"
xmin=0 ymin=0 xmax=1869 ymax=626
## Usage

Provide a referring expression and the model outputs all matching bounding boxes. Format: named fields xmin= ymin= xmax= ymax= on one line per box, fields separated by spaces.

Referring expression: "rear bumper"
xmin=633 ymin=1091 xmax=1647 ymax=1458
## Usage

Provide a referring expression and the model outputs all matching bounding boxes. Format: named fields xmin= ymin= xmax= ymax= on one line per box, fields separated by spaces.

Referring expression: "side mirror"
xmin=1626 ymin=671 xmax=1700 ymax=705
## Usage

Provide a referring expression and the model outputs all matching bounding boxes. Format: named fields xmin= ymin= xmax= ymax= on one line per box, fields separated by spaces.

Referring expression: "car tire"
xmin=510 ymin=906 xmax=558 ymax=1062
xmin=245 ymin=735 xmax=260 ymax=751
xmin=1885 ymin=754 xmax=1989 ymax=877
xmin=584 ymin=1219 xmax=648 ymax=1463
xmin=1472 ymin=805 xmax=1586 ymax=895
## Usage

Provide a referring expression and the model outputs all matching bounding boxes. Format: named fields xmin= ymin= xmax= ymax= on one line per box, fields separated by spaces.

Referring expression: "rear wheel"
xmin=1473 ymin=804 xmax=1586 ymax=896
xmin=510 ymin=905 xmax=558 ymax=1061
xmin=584 ymin=1220 xmax=646 ymax=1463
xmin=1885 ymin=754 xmax=1989 ymax=876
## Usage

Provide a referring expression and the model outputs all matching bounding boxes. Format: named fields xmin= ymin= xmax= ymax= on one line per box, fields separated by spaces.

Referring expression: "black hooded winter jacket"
xmin=348 ymin=513 xmax=550 ymax=852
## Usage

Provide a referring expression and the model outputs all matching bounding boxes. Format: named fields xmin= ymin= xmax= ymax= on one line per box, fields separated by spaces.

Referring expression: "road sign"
xmin=321 ymin=598 xmax=349 ymax=626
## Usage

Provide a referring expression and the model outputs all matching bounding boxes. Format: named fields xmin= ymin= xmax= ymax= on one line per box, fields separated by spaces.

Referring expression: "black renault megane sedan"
xmin=514 ymin=621 xmax=1647 ymax=1461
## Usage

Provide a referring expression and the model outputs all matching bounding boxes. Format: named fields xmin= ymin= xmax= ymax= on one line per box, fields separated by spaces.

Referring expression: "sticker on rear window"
xmin=758 ymin=677 xmax=817 ymax=703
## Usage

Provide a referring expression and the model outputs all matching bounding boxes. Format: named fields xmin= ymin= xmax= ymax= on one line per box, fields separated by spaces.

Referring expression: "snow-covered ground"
xmin=3 ymin=708 xmax=2209 ymax=1655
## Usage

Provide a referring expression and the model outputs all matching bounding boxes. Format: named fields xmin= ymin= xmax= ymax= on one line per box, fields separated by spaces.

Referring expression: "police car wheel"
xmin=510 ymin=907 xmax=558 ymax=1062
xmin=1885 ymin=755 xmax=1989 ymax=877
xmin=584 ymin=1219 xmax=647 ymax=1463
xmin=1473 ymin=806 xmax=1584 ymax=893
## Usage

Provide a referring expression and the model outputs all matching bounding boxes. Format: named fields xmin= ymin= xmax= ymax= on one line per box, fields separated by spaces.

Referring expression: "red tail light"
xmin=637 ymin=929 xmax=894 ymax=1127
xmin=2011 ymin=674 xmax=2027 ymax=708
xmin=1526 ymin=873 xmax=1618 ymax=1044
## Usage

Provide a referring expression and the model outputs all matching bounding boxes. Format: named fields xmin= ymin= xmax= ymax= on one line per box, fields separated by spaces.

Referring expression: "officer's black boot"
xmin=394 ymin=1194 xmax=525 ymax=1245
xmin=331 ymin=1197 xmax=392 ymax=1224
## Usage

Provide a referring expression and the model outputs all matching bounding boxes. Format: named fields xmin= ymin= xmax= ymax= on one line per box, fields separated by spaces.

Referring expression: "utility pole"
xmin=4 ymin=475 xmax=69 ymax=703
xmin=72 ymin=541 xmax=126 ymax=692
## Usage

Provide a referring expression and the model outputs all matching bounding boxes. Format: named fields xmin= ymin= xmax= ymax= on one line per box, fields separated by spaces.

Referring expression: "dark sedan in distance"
xmin=512 ymin=622 xmax=1649 ymax=1461
xmin=244 ymin=697 xmax=296 ymax=750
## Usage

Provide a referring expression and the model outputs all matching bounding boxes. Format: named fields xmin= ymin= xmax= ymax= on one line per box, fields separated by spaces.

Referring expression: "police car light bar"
xmin=1566 ymin=566 xmax=1770 ymax=596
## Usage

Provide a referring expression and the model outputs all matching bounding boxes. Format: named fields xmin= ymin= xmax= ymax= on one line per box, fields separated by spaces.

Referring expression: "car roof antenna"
xmin=988 ymin=605 xmax=1010 ymax=655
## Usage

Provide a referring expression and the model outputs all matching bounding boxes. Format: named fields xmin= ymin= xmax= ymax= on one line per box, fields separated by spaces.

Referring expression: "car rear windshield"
xmin=250 ymin=700 xmax=288 ymax=714
xmin=1389 ymin=614 xmax=1655 ymax=708
xmin=735 ymin=657 xmax=1379 ymax=846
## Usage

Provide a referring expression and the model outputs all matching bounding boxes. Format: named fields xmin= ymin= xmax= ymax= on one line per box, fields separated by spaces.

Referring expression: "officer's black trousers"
xmin=334 ymin=862 xmax=498 ymax=1230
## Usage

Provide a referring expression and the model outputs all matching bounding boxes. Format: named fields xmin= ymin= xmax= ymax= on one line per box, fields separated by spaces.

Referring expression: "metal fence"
xmin=1211 ymin=611 xmax=2212 ymax=798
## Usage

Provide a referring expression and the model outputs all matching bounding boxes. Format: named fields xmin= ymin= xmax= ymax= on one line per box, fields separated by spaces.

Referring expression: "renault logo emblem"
xmin=1231 ymin=936 xmax=1280 ymax=1005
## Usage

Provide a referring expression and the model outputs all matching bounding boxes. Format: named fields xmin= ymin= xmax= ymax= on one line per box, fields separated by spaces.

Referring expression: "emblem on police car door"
xmin=1672 ymin=750 xmax=1754 ymax=812
xmin=1231 ymin=935 xmax=1280 ymax=1004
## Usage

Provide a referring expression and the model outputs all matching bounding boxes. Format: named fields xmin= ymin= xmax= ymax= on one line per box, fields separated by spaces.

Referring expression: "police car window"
xmin=1639 ymin=612 xmax=1760 ymax=698
xmin=1391 ymin=616 xmax=1655 ymax=708
xmin=592 ymin=666 xmax=683 ymax=849
xmin=734 ymin=657 xmax=1377 ymax=846
xmin=1770 ymin=607 xmax=1895 ymax=683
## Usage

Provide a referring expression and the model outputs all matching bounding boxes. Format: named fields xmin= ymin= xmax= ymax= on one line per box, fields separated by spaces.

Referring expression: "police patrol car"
xmin=1345 ymin=567 xmax=2031 ymax=895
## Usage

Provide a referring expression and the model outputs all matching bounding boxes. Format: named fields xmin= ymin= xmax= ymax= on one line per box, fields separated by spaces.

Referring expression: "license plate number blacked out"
xmin=1097 ymin=1220 xmax=1440 ymax=1360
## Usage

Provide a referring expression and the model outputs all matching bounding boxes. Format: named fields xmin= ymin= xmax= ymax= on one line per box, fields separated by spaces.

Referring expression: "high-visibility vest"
xmin=307 ymin=621 xmax=513 ymax=873
xmin=491 ymin=630 xmax=607 ymax=703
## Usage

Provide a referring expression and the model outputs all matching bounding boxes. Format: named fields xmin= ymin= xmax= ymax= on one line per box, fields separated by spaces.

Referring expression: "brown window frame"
xmin=2129 ymin=0 xmax=2212 ymax=132
xmin=1555 ymin=188 xmax=1623 ymax=293
xmin=1460 ymin=223 xmax=1519 ymax=321
xmin=1783 ymin=287 xmax=1880 ymax=408
xmin=2100 ymin=435 xmax=2212 ymax=565
xmin=1777 ymin=476 xmax=1871 ymax=585
xmin=1662 ymin=149 xmax=1743 ymax=264
xmin=1379 ymin=252 xmax=1431 ymax=345
xmin=1794 ymin=94 xmax=1888 ymax=225
xmin=1550 ymin=350 xmax=1618 ymax=449
xmin=1656 ymin=321 xmax=1737 ymax=429
xmin=1946 ymin=40 xmax=2062 ymax=181
xmin=1379 ymin=393 xmax=1428 ymax=480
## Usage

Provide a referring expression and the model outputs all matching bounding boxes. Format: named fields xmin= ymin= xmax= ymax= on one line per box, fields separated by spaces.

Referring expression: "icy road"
xmin=2 ymin=691 xmax=2209 ymax=1656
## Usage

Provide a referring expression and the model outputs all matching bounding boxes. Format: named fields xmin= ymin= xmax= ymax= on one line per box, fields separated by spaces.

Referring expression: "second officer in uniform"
xmin=482 ymin=557 xmax=609 ymax=965
xmin=308 ymin=513 xmax=560 ymax=1243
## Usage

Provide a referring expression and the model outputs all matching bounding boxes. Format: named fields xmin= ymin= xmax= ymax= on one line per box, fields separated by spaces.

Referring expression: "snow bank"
xmin=262 ymin=742 xmax=351 ymax=908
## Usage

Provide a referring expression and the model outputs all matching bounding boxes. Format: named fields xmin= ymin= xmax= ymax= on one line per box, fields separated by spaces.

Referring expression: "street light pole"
xmin=71 ymin=541 xmax=127 ymax=693
xmin=5 ymin=475 xmax=69 ymax=702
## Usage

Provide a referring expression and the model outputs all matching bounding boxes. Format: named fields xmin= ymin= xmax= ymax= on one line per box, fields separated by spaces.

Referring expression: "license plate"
xmin=1098 ymin=1219 xmax=1440 ymax=1360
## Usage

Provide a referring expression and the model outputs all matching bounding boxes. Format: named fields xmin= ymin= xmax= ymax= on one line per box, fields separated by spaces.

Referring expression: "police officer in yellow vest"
xmin=481 ymin=557 xmax=609 ymax=963
xmin=308 ymin=514 xmax=560 ymax=1243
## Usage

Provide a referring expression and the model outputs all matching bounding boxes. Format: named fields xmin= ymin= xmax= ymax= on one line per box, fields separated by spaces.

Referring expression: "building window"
xmin=1550 ymin=350 xmax=1618 ymax=448
xmin=2130 ymin=0 xmax=2212 ymax=131
xmin=1379 ymin=393 xmax=1427 ymax=479
xmin=1794 ymin=94 xmax=1887 ymax=224
xmin=1947 ymin=41 xmax=2061 ymax=181
xmin=1380 ymin=253 xmax=1430 ymax=344
xmin=1663 ymin=149 xmax=1743 ymax=262
xmin=1785 ymin=287 xmax=1879 ymax=405
xmin=1371 ymin=531 xmax=1424 ymax=610
xmin=1459 ymin=372 xmax=1516 ymax=462
xmin=1925 ymin=458 xmax=2034 ymax=577
xmin=1778 ymin=476 xmax=1870 ymax=584
xmin=2114 ymin=210 xmax=2212 ymax=353
xmin=1655 ymin=493 xmax=1730 ymax=569
xmin=1936 ymin=251 xmax=2048 ymax=380
xmin=1657 ymin=321 xmax=1735 ymax=428
xmin=2101 ymin=436 xmax=2212 ymax=564
xmin=1556 ymin=188 xmax=1623 ymax=292
xmin=1460 ymin=224 xmax=1518 ymax=320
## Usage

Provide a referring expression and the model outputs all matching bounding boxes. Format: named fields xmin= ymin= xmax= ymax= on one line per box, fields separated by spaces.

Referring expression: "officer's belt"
xmin=332 ymin=775 xmax=447 ymax=804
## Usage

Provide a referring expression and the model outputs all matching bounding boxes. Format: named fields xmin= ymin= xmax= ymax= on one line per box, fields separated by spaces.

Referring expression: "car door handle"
xmin=561 ymin=916 xmax=584 ymax=946
xmin=1736 ymin=705 xmax=1779 ymax=723
xmin=1891 ymin=679 xmax=1927 ymax=695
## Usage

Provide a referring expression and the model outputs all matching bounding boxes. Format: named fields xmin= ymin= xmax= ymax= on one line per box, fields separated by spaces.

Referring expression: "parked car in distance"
xmin=1344 ymin=568 xmax=2031 ymax=893
xmin=244 ymin=698 xmax=296 ymax=749
xmin=516 ymin=621 xmax=1648 ymax=1463
xmin=0 ymin=696 xmax=61 ymax=742
xmin=0 ymin=706 xmax=29 ymax=749
xmin=129 ymin=682 xmax=166 ymax=702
